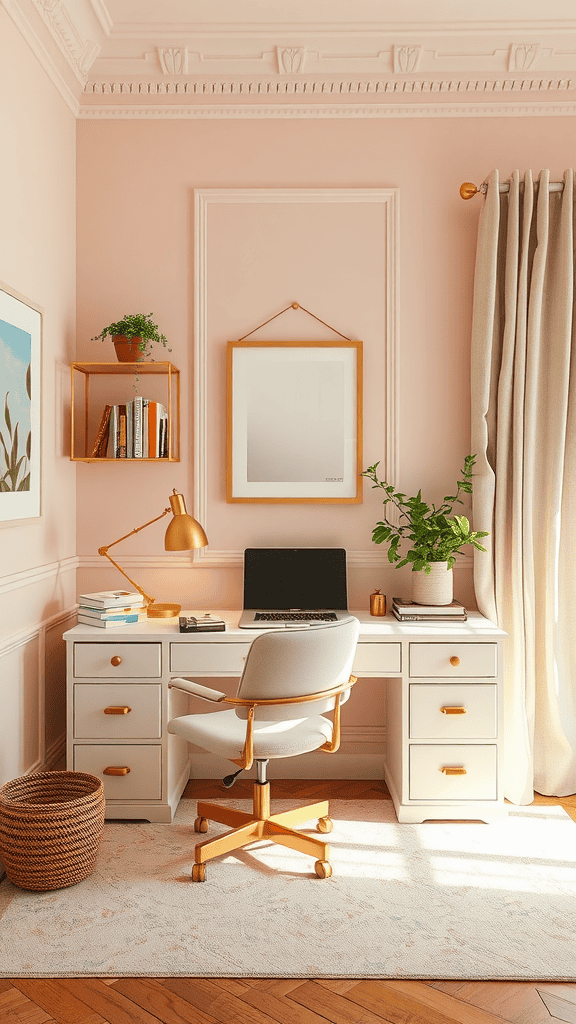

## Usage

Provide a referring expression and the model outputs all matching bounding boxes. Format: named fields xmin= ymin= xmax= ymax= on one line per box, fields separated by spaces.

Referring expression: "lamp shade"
xmin=164 ymin=491 xmax=208 ymax=551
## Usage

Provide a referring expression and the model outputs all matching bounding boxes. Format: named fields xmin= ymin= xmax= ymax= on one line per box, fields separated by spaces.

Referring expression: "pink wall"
xmin=0 ymin=5 xmax=77 ymax=784
xmin=76 ymin=114 xmax=575 ymax=613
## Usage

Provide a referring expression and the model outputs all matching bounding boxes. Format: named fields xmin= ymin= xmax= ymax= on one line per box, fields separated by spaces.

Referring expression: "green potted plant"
xmin=92 ymin=313 xmax=171 ymax=363
xmin=361 ymin=455 xmax=488 ymax=605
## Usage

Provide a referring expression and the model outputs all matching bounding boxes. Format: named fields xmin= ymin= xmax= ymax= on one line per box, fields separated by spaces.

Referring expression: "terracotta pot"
xmin=112 ymin=335 xmax=145 ymax=362
xmin=412 ymin=562 xmax=454 ymax=605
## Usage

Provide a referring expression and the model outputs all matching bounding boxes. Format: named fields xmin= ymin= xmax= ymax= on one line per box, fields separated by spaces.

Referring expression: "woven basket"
xmin=0 ymin=771 xmax=105 ymax=891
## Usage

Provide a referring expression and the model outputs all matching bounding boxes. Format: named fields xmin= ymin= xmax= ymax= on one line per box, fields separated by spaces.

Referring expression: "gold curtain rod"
xmin=460 ymin=180 xmax=566 ymax=200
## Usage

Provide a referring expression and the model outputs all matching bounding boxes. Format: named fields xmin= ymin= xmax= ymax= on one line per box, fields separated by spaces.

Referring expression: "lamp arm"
xmin=97 ymin=507 xmax=171 ymax=606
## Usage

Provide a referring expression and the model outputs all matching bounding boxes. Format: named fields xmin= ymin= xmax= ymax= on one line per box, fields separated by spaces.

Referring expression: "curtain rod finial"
xmin=460 ymin=182 xmax=479 ymax=200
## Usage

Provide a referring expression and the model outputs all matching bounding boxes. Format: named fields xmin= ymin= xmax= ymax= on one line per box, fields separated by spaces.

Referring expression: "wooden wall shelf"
xmin=70 ymin=361 xmax=180 ymax=462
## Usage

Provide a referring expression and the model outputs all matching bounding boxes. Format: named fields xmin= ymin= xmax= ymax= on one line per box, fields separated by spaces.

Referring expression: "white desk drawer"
xmin=73 ymin=744 xmax=162 ymax=800
xmin=74 ymin=684 xmax=161 ymax=739
xmin=409 ymin=643 xmax=497 ymax=678
xmin=409 ymin=744 xmax=497 ymax=801
xmin=73 ymin=643 xmax=161 ymax=679
xmin=170 ymin=642 xmax=252 ymax=675
xmin=409 ymin=684 xmax=497 ymax=739
xmin=353 ymin=643 xmax=401 ymax=676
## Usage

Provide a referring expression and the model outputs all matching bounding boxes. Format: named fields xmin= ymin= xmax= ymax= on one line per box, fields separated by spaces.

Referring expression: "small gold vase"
xmin=370 ymin=589 xmax=386 ymax=616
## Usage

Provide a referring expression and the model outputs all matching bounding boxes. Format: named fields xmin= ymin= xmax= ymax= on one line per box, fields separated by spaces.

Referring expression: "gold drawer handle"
xmin=103 ymin=766 xmax=131 ymax=776
xmin=110 ymin=656 xmax=122 ymax=667
xmin=449 ymin=656 xmax=460 ymax=667
xmin=440 ymin=706 xmax=467 ymax=715
xmin=104 ymin=706 xmax=132 ymax=715
xmin=440 ymin=766 xmax=467 ymax=776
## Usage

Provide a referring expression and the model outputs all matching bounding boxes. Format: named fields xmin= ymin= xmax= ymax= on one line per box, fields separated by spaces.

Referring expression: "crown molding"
xmin=1 ymin=0 xmax=81 ymax=113
xmin=83 ymin=75 xmax=576 ymax=97
xmin=78 ymin=99 xmax=576 ymax=119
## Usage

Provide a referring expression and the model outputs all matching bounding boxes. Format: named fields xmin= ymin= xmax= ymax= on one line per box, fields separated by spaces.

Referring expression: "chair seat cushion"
xmin=168 ymin=709 xmax=333 ymax=760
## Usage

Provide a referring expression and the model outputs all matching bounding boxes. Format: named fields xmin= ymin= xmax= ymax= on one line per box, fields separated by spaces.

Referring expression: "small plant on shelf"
xmin=361 ymin=454 xmax=489 ymax=573
xmin=92 ymin=313 xmax=171 ymax=361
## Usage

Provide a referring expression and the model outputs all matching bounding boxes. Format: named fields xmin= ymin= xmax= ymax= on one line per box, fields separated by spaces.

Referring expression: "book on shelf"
xmin=96 ymin=399 xmax=169 ymax=459
xmin=392 ymin=597 xmax=467 ymax=616
xmin=91 ymin=404 xmax=112 ymax=458
xmin=78 ymin=590 xmax=145 ymax=609
xmin=77 ymin=613 xmax=141 ymax=628
xmin=392 ymin=608 xmax=467 ymax=623
xmin=118 ymin=404 xmax=127 ymax=457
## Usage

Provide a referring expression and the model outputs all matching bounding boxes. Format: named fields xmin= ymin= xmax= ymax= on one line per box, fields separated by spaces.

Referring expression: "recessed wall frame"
xmin=193 ymin=187 xmax=399 ymax=565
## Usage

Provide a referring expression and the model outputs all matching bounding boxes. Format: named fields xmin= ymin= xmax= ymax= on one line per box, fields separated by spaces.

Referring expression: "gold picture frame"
xmin=226 ymin=340 xmax=362 ymax=504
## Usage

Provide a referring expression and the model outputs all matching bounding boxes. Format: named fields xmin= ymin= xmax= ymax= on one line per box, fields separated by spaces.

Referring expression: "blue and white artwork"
xmin=0 ymin=286 xmax=41 ymax=522
xmin=0 ymin=317 xmax=32 ymax=492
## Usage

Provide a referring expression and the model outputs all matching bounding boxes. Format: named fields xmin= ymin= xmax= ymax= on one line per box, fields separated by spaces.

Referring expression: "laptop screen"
xmin=243 ymin=548 xmax=348 ymax=611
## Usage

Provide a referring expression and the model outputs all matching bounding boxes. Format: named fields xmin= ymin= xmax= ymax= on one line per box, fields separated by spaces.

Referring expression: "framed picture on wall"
xmin=227 ymin=340 xmax=362 ymax=503
xmin=0 ymin=282 xmax=42 ymax=524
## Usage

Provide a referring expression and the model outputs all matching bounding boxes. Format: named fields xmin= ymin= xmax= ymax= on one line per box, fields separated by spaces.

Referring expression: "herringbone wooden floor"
xmin=2 ymin=779 xmax=576 ymax=1024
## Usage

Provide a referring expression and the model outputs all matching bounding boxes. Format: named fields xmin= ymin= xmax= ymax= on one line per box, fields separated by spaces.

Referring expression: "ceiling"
xmin=7 ymin=0 xmax=576 ymax=116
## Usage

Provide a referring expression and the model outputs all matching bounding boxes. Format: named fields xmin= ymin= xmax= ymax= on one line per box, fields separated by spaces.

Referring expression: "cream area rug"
xmin=1 ymin=798 xmax=575 ymax=980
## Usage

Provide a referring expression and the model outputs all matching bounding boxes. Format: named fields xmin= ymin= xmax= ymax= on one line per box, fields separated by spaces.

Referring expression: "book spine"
xmin=118 ymin=405 xmax=127 ymax=458
xmin=148 ymin=401 xmax=158 ymax=458
xmin=78 ymin=614 xmax=139 ymax=627
xmin=133 ymin=396 xmax=143 ymax=457
xmin=91 ymin=404 xmax=112 ymax=458
xmin=156 ymin=403 xmax=165 ymax=458
xmin=107 ymin=406 xmax=118 ymax=458
xmin=126 ymin=400 xmax=134 ymax=458
xmin=142 ymin=399 xmax=149 ymax=458
xmin=160 ymin=411 xmax=168 ymax=457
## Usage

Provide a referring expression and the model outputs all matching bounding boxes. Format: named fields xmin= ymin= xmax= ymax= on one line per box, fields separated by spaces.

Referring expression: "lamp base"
xmin=146 ymin=603 xmax=181 ymax=619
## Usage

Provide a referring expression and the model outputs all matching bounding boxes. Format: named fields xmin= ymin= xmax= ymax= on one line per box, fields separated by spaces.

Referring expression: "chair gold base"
xmin=191 ymin=782 xmax=334 ymax=880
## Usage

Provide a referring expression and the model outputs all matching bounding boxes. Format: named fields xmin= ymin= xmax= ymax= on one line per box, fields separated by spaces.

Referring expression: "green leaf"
xmin=17 ymin=473 xmax=30 ymax=491
xmin=4 ymin=394 xmax=11 ymax=435
xmin=25 ymin=364 xmax=31 ymax=400
xmin=26 ymin=431 xmax=31 ymax=461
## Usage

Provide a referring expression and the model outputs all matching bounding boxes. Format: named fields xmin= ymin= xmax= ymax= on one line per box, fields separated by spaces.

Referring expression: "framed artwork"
xmin=227 ymin=340 xmax=362 ymax=503
xmin=0 ymin=283 xmax=42 ymax=523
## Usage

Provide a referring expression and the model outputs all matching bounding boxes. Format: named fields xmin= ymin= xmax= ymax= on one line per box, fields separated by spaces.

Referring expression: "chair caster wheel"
xmin=192 ymin=863 xmax=206 ymax=882
xmin=317 ymin=816 xmax=333 ymax=833
xmin=314 ymin=860 xmax=332 ymax=879
xmin=194 ymin=816 xmax=209 ymax=833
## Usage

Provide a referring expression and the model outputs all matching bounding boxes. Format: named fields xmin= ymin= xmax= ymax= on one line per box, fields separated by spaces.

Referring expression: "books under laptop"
xmin=238 ymin=547 xmax=350 ymax=628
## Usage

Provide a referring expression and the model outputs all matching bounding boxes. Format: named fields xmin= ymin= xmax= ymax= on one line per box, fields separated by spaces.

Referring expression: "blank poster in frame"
xmin=227 ymin=340 xmax=362 ymax=503
xmin=0 ymin=282 xmax=42 ymax=523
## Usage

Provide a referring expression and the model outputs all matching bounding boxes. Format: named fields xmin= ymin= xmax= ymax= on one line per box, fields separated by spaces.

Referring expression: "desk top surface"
xmin=65 ymin=610 xmax=505 ymax=641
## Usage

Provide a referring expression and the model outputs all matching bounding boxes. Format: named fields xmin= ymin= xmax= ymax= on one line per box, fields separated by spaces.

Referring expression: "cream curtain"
xmin=471 ymin=168 xmax=576 ymax=804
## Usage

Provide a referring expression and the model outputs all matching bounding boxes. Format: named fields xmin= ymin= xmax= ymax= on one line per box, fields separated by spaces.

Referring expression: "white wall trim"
xmin=0 ymin=556 xmax=78 ymax=597
xmin=83 ymin=76 xmax=576 ymax=97
xmin=193 ymin=186 xmax=399 ymax=568
xmin=0 ymin=604 xmax=78 ymax=658
xmin=78 ymin=551 xmax=472 ymax=570
xmin=1 ymin=0 xmax=81 ymax=115
xmin=78 ymin=99 xmax=576 ymax=119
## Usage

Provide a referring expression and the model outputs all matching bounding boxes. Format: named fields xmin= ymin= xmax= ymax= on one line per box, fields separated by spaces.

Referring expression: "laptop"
xmin=238 ymin=547 xmax=350 ymax=628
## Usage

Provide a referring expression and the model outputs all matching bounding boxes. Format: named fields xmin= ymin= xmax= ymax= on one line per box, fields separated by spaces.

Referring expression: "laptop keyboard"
xmin=255 ymin=612 xmax=338 ymax=622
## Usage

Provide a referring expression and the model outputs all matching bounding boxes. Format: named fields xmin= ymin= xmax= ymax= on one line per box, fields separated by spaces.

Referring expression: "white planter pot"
xmin=412 ymin=562 xmax=453 ymax=606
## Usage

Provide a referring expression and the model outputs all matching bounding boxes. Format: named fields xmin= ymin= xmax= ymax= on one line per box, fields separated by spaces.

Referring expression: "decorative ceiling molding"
xmin=83 ymin=76 xmax=576 ymax=97
xmin=1 ymin=0 xmax=81 ymax=114
xmin=31 ymin=0 xmax=101 ymax=80
xmin=78 ymin=100 xmax=576 ymax=119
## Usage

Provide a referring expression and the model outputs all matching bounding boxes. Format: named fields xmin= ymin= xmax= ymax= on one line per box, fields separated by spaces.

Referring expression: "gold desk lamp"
xmin=98 ymin=489 xmax=208 ymax=618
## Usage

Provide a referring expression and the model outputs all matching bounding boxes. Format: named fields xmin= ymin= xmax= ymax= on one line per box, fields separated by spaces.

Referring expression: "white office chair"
xmin=168 ymin=616 xmax=360 ymax=881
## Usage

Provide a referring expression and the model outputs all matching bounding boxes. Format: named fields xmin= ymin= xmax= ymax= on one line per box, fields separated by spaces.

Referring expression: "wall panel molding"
xmin=193 ymin=187 xmax=399 ymax=568
xmin=0 ymin=555 xmax=78 ymax=596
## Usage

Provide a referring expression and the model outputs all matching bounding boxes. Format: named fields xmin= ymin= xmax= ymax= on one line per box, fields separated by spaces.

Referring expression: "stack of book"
xmin=77 ymin=590 xmax=146 ymax=628
xmin=91 ymin=397 xmax=169 ymax=459
xmin=392 ymin=597 xmax=467 ymax=622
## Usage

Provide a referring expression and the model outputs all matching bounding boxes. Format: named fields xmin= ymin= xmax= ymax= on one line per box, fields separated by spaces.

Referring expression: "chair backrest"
xmin=235 ymin=616 xmax=360 ymax=721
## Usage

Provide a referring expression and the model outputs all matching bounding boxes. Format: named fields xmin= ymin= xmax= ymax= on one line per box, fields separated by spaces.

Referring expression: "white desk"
xmin=64 ymin=610 xmax=506 ymax=824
